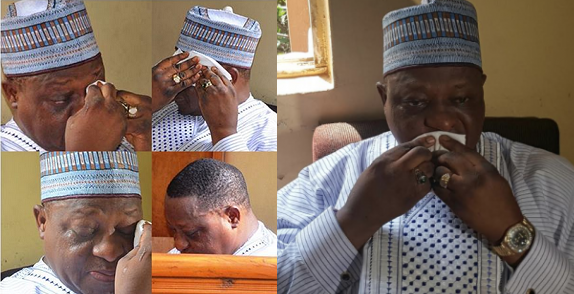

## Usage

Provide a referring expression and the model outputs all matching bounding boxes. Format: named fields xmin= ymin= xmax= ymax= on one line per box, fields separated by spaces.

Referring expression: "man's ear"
xmin=224 ymin=206 xmax=241 ymax=229
xmin=227 ymin=67 xmax=239 ymax=85
xmin=376 ymin=81 xmax=388 ymax=106
xmin=33 ymin=204 xmax=47 ymax=240
xmin=2 ymin=77 xmax=20 ymax=110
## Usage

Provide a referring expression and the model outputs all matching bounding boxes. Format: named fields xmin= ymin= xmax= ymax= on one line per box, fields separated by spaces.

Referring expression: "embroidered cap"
xmin=382 ymin=0 xmax=481 ymax=75
xmin=176 ymin=6 xmax=261 ymax=69
xmin=40 ymin=151 xmax=141 ymax=202
xmin=1 ymin=0 xmax=100 ymax=77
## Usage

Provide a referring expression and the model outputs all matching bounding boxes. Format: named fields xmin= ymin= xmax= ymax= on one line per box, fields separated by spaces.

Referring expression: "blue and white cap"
xmin=40 ymin=151 xmax=141 ymax=203
xmin=176 ymin=6 xmax=261 ymax=69
xmin=383 ymin=0 xmax=481 ymax=75
xmin=1 ymin=0 xmax=100 ymax=77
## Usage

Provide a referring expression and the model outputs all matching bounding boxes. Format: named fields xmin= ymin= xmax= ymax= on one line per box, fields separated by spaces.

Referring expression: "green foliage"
xmin=277 ymin=0 xmax=290 ymax=54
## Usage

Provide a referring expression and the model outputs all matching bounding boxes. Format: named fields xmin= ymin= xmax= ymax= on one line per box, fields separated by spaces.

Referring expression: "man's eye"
xmin=75 ymin=227 xmax=96 ymax=239
xmin=50 ymin=96 xmax=70 ymax=105
xmin=185 ymin=230 xmax=198 ymax=239
xmin=406 ymin=100 xmax=425 ymax=107
xmin=455 ymin=97 xmax=470 ymax=105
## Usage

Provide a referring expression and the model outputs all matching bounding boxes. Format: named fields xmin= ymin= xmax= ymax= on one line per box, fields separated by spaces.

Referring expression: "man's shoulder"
xmin=484 ymin=132 xmax=574 ymax=189
xmin=0 ymin=266 xmax=64 ymax=294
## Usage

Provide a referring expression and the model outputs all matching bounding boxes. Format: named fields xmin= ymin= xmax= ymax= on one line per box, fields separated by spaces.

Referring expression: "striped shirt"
xmin=1 ymin=118 xmax=135 ymax=152
xmin=0 ymin=257 xmax=76 ymax=294
xmin=152 ymin=95 xmax=277 ymax=151
xmin=168 ymin=221 xmax=278 ymax=256
xmin=278 ymin=132 xmax=574 ymax=294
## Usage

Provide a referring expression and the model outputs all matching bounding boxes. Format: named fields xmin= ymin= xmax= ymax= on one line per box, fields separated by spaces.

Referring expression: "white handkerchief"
xmin=173 ymin=49 xmax=232 ymax=81
xmin=134 ymin=220 xmax=151 ymax=247
xmin=85 ymin=80 xmax=111 ymax=95
xmin=414 ymin=131 xmax=466 ymax=151
xmin=14 ymin=0 xmax=48 ymax=17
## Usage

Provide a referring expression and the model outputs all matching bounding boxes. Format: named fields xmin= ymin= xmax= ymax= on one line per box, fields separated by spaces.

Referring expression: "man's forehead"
xmin=387 ymin=66 xmax=482 ymax=86
xmin=47 ymin=197 xmax=141 ymax=217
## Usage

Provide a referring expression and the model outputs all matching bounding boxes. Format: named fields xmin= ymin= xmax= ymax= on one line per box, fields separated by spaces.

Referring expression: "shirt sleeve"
xmin=503 ymin=147 xmax=574 ymax=294
xmin=211 ymin=133 xmax=249 ymax=151
xmin=504 ymin=228 xmax=574 ymax=294
xmin=277 ymin=167 xmax=362 ymax=294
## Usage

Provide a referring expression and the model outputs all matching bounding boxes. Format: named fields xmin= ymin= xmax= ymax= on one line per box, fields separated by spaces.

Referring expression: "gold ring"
xmin=172 ymin=73 xmax=181 ymax=84
xmin=201 ymin=80 xmax=213 ymax=89
xmin=440 ymin=173 xmax=451 ymax=189
xmin=414 ymin=169 xmax=427 ymax=184
xmin=118 ymin=100 xmax=138 ymax=119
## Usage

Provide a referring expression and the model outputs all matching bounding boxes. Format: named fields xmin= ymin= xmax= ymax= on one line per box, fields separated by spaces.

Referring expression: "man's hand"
xmin=115 ymin=223 xmax=151 ymax=294
xmin=432 ymin=135 xmax=525 ymax=265
xmin=117 ymin=90 xmax=151 ymax=151
xmin=65 ymin=82 xmax=126 ymax=151
xmin=195 ymin=66 xmax=238 ymax=146
xmin=336 ymin=136 xmax=436 ymax=249
xmin=152 ymin=52 xmax=203 ymax=112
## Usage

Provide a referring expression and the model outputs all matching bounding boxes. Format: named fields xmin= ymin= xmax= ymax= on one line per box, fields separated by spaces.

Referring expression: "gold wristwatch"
xmin=491 ymin=217 xmax=535 ymax=257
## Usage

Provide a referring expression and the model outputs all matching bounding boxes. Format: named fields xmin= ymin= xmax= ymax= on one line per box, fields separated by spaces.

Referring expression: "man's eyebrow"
xmin=123 ymin=207 xmax=140 ymax=216
xmin=69 ymin=207 xmax=104 ymax=218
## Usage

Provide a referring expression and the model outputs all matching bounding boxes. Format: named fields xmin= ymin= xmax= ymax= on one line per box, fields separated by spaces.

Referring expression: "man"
xmin=1 ymin=0 xmax=151 ymax=151
xmin=0 ymin=151 xmax=151 ymax=294
xmin=278 ymin=1 xmax=574 ymax=293
xmin=165 ymin=158 xmax=277 ymax=256
xmin=152 ymin=6 xmax=277 ymax=152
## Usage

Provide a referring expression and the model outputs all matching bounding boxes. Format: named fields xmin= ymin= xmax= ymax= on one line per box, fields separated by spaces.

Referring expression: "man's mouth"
xmin=89 ymin=270 xmax=115 ymax=283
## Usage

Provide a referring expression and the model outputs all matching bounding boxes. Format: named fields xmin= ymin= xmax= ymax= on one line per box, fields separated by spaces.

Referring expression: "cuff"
xmin=296 ymin=207 xmax=362 ymax=293
xmin=505 ymin=229 xmax=572 ymax=294
xmin=212 ymin=133 xmax=249 ymax=151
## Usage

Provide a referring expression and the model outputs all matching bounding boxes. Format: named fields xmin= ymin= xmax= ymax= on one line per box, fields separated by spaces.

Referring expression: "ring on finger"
xmin=440 ymin=173 xmax=451 ymax=189
xmin=201 ymin=80 xmax=213 ymax=89
xmin=172 ymin=73 xmax=181 ymax=84
xmin=118 ymin=100 xmax=138 ymax=119
xmin=414 ymin=169 xmax=428 ymax=185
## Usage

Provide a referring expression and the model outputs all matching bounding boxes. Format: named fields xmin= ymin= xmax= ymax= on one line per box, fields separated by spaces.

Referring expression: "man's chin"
xmin=81 ymin=275 xmax=115 ymax=294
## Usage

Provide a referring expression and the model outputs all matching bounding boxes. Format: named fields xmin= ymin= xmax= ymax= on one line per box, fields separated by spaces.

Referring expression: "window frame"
xmin=277 ymin=0 xmax=332 ymax=79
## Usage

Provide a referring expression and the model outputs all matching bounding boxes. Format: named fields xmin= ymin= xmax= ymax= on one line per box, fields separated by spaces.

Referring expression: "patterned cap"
xmin=382 ymin=0 xmax=481 ymax=76
xmin=40 ymin=151 xmax=141 ymax=203
xmin=1 ymin=0 xmax=100 ymax=77
xmin=176 ymin=6 xmax=261 ymax=69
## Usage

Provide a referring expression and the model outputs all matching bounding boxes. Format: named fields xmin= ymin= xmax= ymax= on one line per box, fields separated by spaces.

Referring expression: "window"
xmin=277 ymin=0 xmax=332 ymax=81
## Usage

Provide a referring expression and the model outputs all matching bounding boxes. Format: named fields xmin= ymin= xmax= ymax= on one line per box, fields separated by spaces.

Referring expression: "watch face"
xmin=506 ymin=225 xmax=533 ymax=253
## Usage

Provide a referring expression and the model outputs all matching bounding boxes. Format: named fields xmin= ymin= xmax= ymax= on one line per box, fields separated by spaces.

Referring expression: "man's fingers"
xmin=99 ymin=82 xmax=117 ymax=102
xmin=211 ymin=66 xmax=232 ymax=87
xmin=202 ymin=67 xmax=224 ymax=87
xmin=157 ymin=51 xmax=190 ymax=70
xmin=398 ymin=146 xmax=433 ymax=170
xmin=84 ymin=84 xmax=105 ymax=107
xmin=436 ymin=151 xmax=474 ymax=175
xmin=416 ymin=161 xmax=435 ymax=180
xmin=177 ymin=56 xmax=200 ymax=72
xmin=386 ymin=135 xmax=435 ymax=160
xmin=439 ymin=135 xmax=484 ymax=166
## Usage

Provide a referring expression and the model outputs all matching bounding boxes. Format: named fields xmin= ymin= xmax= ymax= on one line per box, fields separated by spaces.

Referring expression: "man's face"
xmin=380 ymin=66 xmax=486 ymax=148
xmin=174 ymin=87 xmax=201 ymax=116
xmin=37 ymin=197 xmax=142 ymax=294
xmin=164 ymin=196 xmax=237 ymax=254
xmin=5 ymin=56 xmax=105 ymax=150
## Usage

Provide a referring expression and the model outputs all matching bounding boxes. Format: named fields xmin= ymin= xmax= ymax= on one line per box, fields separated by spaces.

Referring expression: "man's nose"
xmin=173 ymin=232 xmax=190 ymax=252
xmin=424 ymin=105 xmax=458 ymax=132
xmin=92 ymin=233 xmax=127 ymax=263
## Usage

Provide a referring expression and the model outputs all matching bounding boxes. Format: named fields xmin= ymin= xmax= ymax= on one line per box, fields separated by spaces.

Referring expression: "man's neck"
xmin=232 ymin=212 xmax=260 ymax=253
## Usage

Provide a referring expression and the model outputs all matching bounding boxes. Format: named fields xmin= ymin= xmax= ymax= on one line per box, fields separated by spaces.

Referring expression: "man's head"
xmin=164 ymin=158 xmax=253 ymax=254
xmin=34 ymin=197 xmax=142 ymax=294
xmin=1 ymin=0 xmax=101 ymax=150
xmin=172 ymin=6 xmax=260 ymax=116
xmin=2 ymin=56 xmax=105 ymax=150
xmin=37 ymin=151 xmax=142 ymax=294
xmin=379 ymin=0 xmax=485 ymax=147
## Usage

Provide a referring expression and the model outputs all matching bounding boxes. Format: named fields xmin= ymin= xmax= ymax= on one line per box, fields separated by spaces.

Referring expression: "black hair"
xmin=166 ymin=158 xmax=250 ymax=211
